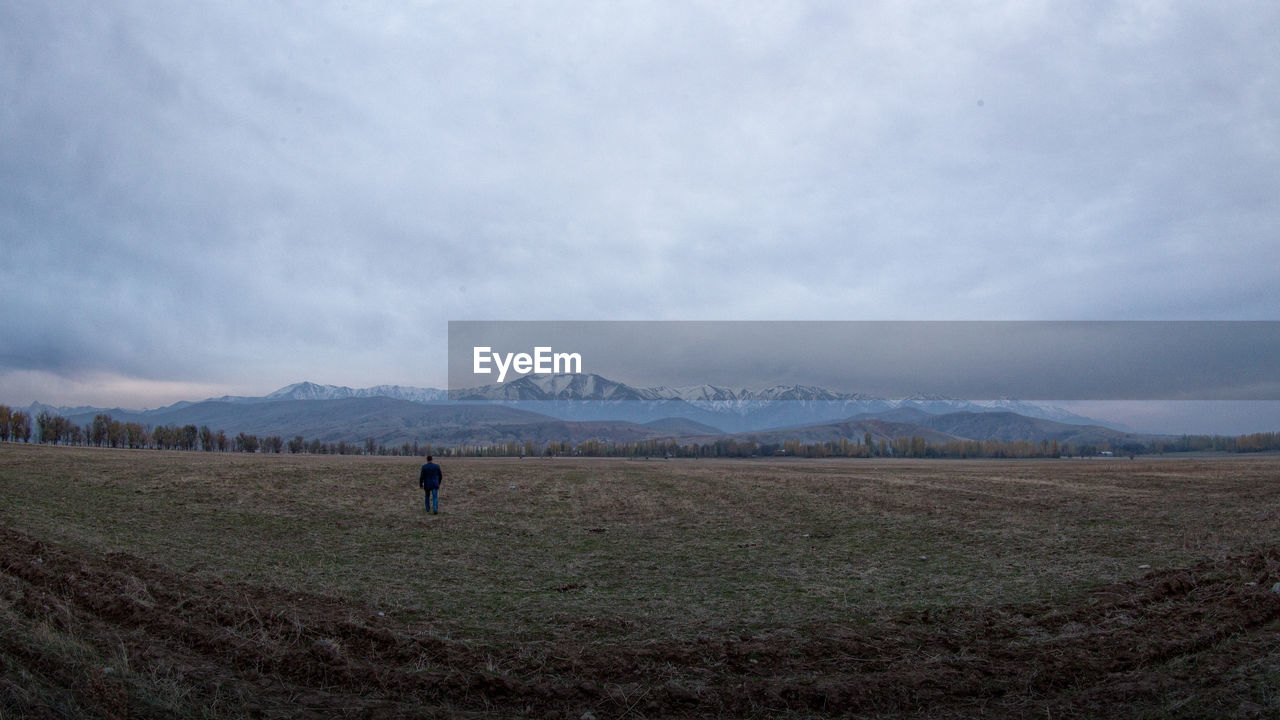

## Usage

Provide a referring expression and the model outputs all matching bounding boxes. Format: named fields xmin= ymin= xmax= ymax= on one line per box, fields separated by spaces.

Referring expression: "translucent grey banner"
xmin=447 ymin=321 xmax=1280 ymax=400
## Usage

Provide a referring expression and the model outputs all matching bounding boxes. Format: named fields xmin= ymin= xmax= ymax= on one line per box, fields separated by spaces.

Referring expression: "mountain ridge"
xmin=24 ymin=374 xmax=1118 ymax=429
xmin=19 ymin=373 xmax=1142 ymax=446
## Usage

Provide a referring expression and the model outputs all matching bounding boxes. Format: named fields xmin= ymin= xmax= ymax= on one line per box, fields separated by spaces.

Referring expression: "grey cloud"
xmin=3 ymin=2 xmax=1279 ymax=406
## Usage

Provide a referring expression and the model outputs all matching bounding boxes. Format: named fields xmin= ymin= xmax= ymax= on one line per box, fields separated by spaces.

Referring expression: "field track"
xmin=5 ymin=524 xmax=1279 ymax=718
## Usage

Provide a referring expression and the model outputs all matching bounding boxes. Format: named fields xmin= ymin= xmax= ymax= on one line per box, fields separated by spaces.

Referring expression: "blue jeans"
xmin=425 ymin=487 xmax=438 ymax=512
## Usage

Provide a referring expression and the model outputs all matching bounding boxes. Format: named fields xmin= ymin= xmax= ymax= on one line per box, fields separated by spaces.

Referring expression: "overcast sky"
xmin=3 ymin=2 xmax=1279 ymax=422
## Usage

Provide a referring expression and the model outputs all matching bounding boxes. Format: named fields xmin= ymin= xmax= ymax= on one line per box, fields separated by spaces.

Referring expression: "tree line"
xmin=401 ymin=431 xmax=1280 ymax=459
xmin=0 ymin=406 xmax=33 ymax=443
xmin=0 ymin=409 xmax=410 ymax=456
xmin=3 ymin=406 xmax=1276 ymax=459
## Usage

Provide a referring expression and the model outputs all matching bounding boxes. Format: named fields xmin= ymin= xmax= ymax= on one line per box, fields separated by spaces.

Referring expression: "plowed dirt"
xmin=4 ymin=523 xmax=1278 ymax=718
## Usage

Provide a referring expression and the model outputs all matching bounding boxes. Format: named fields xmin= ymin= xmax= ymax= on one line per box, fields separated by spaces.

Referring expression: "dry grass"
xmin=4 ymin=444 xmax=1280 ymax=718
xmin=3 ymin=444 xmax=1278 ymax=647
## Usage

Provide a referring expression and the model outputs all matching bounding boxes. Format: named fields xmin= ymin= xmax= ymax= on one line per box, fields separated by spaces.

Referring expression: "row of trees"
xmin=0 ymin=406 xmax=33 ymax=443
xmin=4 ymin=410 xmax=432 ymax=457
xmin=427 ymin=432 xmax=1280 ymax=459
xmin=1148 ymin=432 xmax=1280 ymax=454
xmin=566 ymin=435 xmax=1097 ymax=459
xmin=5 ymin=407 xmax=1278 ymax=460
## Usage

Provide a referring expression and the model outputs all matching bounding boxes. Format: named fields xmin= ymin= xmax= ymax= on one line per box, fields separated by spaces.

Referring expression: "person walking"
xmin=419 ymin=455 xmax=442 ymax=514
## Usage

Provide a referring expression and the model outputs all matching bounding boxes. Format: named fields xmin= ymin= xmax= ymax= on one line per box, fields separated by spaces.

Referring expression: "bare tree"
xmin=11 ymin=411 xmax=31 ymax=442
xmin=91 ymin=414 xmax=112 ymax=447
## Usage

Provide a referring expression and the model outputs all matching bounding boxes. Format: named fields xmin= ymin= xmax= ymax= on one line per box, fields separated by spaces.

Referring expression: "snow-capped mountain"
xmin=208 ymin=381 xmax=449 ymax=404
xmin=154 ymin=375 xmax=1113 ymax=431
xmin=452 ymin=373 xmax=666 ymax=402
xmin=458 ymin=375 xmax=865 ymax=405
xmin=450 ymin=374 xmax=1117 ymax=431
xmin=661 ymin=384 xmax=744 ymax=403
xmin=19 ymin=373 xmax=1124 ymax=439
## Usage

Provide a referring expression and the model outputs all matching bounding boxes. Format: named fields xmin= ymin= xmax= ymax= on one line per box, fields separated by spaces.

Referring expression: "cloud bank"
xmin=3 ymin=1 xmax=1278 ymax=407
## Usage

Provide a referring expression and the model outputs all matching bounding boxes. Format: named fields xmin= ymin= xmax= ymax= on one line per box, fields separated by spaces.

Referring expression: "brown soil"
xmin=2 ymin=523 xmax=1278 ymax=719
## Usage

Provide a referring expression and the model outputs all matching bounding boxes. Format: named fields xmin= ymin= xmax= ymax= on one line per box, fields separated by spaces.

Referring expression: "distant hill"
xmin=850 ymin=407 xmax=935 ymax=425
xmin=65 ymin=397 xmax=549 ymax=446
xmin=907 ymin=410 xmax=1148 ymax=446
xmin=667 ymin=410 xmax=1164 ymax=450
xmin=641 ymin=417 xmax=724 ymax=435
xmin=60 ymin=397 xmax=718 ymax=448
xmin=674 ymin=418 xmax=964 ymax=447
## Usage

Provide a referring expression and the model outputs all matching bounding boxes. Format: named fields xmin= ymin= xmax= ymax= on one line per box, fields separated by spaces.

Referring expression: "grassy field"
xmin=2 ymin=443 xmax=1278 ymax=718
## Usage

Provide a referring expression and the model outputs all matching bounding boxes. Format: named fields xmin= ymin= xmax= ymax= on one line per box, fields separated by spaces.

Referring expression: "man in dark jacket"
xmin=419 ymin=456 xmax=442 ymax=514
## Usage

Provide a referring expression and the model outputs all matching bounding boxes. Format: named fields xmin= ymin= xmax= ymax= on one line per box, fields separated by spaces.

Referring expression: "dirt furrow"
xmin=3 ymin=524 xmax=1278 ymax=718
